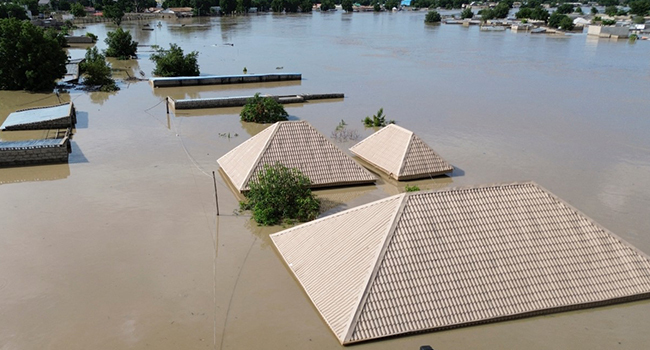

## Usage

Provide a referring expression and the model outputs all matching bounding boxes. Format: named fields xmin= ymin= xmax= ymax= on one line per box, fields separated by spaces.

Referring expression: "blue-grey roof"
xmin=0 ymin=138 xmax=64 ymax=150
xmin=1 ymin=103 xmax=73 ymax=130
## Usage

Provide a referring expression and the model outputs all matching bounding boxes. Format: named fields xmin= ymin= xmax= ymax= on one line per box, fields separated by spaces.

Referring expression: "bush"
xmin=424 ymin=10 xmax=441 ymax=23
xmin=601 ymin=18 xmax=616 ymax=25
xmin=240 ymin=93 xmax=289 ymax=123
xmin=363 ymin=108 xmax=394 ymax=127
xmin=604 ymin=5 xmax=617 ymax=16
xmin=460 ymin=7 xmax=473 ymax=19
xmin=633 ymin=15 xmax=645 ymax=24
xmin=342 ymin=0 xmax=353 ymax=12
xmin=555 ymin=3 xmax=573 ymax=14
xmin=405 ymin=185 xmax=420 ymax=192
xmin=104 ymin=27 xmax=138 ymax=59
xmin=320 ymin=0 xmax=335 ymax=10
xmin=240 ymin=163 xmax=320 ymax=226
xmin=150 ymin=43 xmax=200 ymax=77
xmin=80 ymin=47 xmax=119 ymax=91
xmin=0 ymin=19 xmax=67 ymax=91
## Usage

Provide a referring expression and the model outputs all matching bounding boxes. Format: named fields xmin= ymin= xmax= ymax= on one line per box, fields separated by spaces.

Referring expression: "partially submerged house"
xmin=0 ymin=137 xmax=71 ymax=167
xmin=271 ymin=182 xmax=650 ymax=345
xmin=1 ymin=103 xmax=76 ymax=131
xmin=350 ymin=124 xmax=453 ymax=180
xmin=217 ymin=121 xmax=376 ymax=192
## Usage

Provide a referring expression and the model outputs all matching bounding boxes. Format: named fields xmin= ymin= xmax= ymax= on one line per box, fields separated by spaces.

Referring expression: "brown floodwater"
xmin=1 ymin=11 xmax=650 ymax=349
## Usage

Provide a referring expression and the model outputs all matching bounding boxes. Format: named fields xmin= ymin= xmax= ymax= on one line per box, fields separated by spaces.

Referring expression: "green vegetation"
xmin=363 ymin=108 xmax=394 ymax=127
xmin=374 ymin=1 xmax=381 ymax=11
xmin=591 ymin=6 xmax=598 ymax=14
xmin=633 ymin=15 xmax=646 ymax=24
xmin=240 ymin=163 xmax=320 ymax=226
xmin=424 ymin=10 xmax=441 ymax=23
xmin=604 ymin=5 xmax=617 ymax=16
xmin=240 ymin=93 xmax=289 ymax=123
xmin=331 ymin=119 xmax=360 ymax=142
xmin=104 ymin=27 xmax=138 ymax=59
xmin=342 ymin=0 xmax=354 ymax=12
xmin=80 ymin=47 xmax=119 ymax=91
xmin=515 ymin=6 xmax=549 ymax=21
xmin=548 ymin=12 xmax=574 ymax=30
xmin=86 ymin=32 xmax=98 ymax=42
xmin=629 ymin=0 xmax=650 ymax=15
xmin=601 ymin=18 xmax=616 ymax=25
xmin=460 ymin=7 xmax=473 ymax=19
xmin=479 ymin=2 xmax=510 ymax=20
xmin=385 ymin=0 xmax=399 ymax=9
xmin=555 ymin=3 xmax=573 ymax=14
xmin=150 ymin=44 xmax=200 ymax=77
xmin=71 ymin=2 xmax=85 ymax=17
xmin=320 ymin=0 xmax=335 ymax=11
xmin=405 ymin=185 xmax=420 ymax=192
xmin=0 ymin=19 xmax=67 ymax=92
xmin=103 ymin=4 xmax=125 ymax=26
xmin=300 ymin=0 xmax=313 ymax=12
xmin=0 ymin=3 xmax=28 ymax=19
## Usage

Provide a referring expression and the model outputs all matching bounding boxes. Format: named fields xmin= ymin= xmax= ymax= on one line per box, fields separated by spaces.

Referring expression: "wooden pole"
xmin=165 ymin=97 xmax=169 ymax=114
xmin=214 ymin=174 xmax=220 ymax=216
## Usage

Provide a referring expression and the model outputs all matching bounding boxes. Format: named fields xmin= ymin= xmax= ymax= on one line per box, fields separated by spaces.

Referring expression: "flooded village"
xmin=1 ymin=3 xmax=650 ymax=350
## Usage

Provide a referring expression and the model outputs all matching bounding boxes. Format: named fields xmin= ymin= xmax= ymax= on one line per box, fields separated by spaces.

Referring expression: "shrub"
xmin=460 ymin=7 xmax=473 ymax=19
xmin=240 ymin=163 xmax=320 ymax=226
xmin=342 ymin=0 xmax=353 ymax=12
xmin=604 ymin=5 xmax=617 ymax=16
xmin=633 ymin=15 xmax=645 ymax=24
xmin=601 ymin=18 xmax=616 ymax=25
xmin=85 ymin=32 xmax=98 ymax=42
xmin=150 ymin=43 xmax=200 ymax=77
xmin=104 ymin=27 xmax=138 ymax=59
xmin=80 ymin=47 xmax=119 ymax=91
xmin=424 ymin=10 xmax=441 ymax=23
xmin=320 ymin=0 xmax=335 ymax=11
xmin=363 ymin=108 xmax=394 ymax=127
xmin=240 ymin=93 xmax=289 ymax=123
xmin=405 ymin=185 xmax=420 ymax=192
xmin=0 ymin=19 xmax=67 ymax=91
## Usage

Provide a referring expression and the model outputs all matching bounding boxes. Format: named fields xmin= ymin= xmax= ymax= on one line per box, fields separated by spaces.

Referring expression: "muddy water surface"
xmin=1 ymin=11 xmax=650 ymax=350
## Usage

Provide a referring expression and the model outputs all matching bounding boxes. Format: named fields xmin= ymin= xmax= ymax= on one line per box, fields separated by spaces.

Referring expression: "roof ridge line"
xmin=342 ymin=193 xmax=409 ymax=344
xmin=13 ymin=102 xmax=72 ymax=114
xmin=239 ymin=122 xmax=281 ymax=190
xmin=396 ymin=131 xmax=415 ymax=177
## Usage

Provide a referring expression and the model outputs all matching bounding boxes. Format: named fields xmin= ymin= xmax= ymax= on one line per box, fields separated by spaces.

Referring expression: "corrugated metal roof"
xmin=350 ymin=124 xmax=453 ymax=180
xmin=217 ymin=121 xmax=376 ymax=192
xmin=1 ymin=103 xmax=73 ymax=131
xmin=0 ymin=138 xmax=64 ymax=150
xmin=271 ymin=182 xmax=650 ymax=344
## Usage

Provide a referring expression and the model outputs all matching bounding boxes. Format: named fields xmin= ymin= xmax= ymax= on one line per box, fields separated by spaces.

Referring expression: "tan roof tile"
xmin=218 ymin=121 xmax=376 ymax=192
xmin=350 ymin=124 xmax=453 ymax=180
xmin=270 ymin=182 xmax=650 ymax=344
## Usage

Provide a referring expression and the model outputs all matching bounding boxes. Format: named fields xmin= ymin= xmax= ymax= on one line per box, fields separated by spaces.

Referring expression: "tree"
xmin=363 ymin=108 xmax=394 ymax=127
xmin=0 ymin=19 xmax=67 ymax=92
xmin=103 ymin=3 xmax=124 ymax=25
xmin=300 ymin=0 xmax=312 ymax=12
xmin=629 ymin=0 xmax=650 ymax=15
xmin=373 ymin=1 xmax=381 ymax=11
xmin=424 ymin=9 xmax=441 ymax=22
xmin=220 ymin=0 xmax=237 ymax=13
xmin=320 ymin=0 xmax=335 ymax=10
xmin=558 ymin=15 xmax=574 ymax=30
xmin=385 ymin=0 xmax=400 ymax=10
xmin=591 ymin=6 xmax=598 ymax=14
xmin=71 ymin=2 xmax=86 ymax=16
xmin=104 ymin=27 xmax=138 ymax=59
xmin=240 ymin=93 xmax=289 ymax=123
xmin=555 ymin=3 xmax=573 ymax=14
xmin=150 ymin=44 xmax=200 ymax=77
xmin=0 ymin=3 xmax=28 ymax=19
xmin=604 ymin=5 xmax=617 ymax=16
xmin=460 ymin=7 xmax=473 ymax=18
xmin=548 ymin=12 xmax=572 ymax=29
xmin=240 ymin=163 xmax=320 ymax=226
xmin=79 ymin=47 xmax=119 ymax=91
xmin=342 ymin=0 xmax=353 ymax=12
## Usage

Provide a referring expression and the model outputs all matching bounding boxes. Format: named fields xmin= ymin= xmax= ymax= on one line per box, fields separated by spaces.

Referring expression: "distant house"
xmin=163 ymin=7 xmax=193 ymax=17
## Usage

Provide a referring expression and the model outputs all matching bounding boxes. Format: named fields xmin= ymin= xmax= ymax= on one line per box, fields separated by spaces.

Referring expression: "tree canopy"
xmin=460 ymin=7 xmax=473 ymax=18
xmin=424 ymin=10 xmax=441 ymax=23
xmin=79 ymin=47 xmax=119 ymax=91
xmin=0 ymin=19 xmax=67 ymax=92
xmin=240 ymin=163 xmax=320 ymax=226
xmin=342 ymin=0 xmax=353 ymax=12
xmin=104 ymin=27 xmax=138 ymax=59
xmin=548 ymin=12 xmax=574 ymax=30
xmin=150 ymin=44 xmax=200 ymax=77
xmin=0 ymin=3 xmax=28 ymax=19
xmin=240 ymin=93 xmax=289 ymax=123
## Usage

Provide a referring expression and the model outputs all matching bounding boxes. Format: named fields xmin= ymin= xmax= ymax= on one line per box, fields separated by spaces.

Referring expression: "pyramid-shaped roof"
xmin=217 ymin=121 xmax=376 ymax=192
xmin=350 ymin=124 xmax=453 ymax=180
xmin=271 ymin=182 xmax=650 ymax=344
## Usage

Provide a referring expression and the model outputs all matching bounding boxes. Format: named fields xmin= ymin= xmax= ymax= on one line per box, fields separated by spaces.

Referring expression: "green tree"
xmin=271 ymin=0 xmax=283 ymax=11
xmin=71 ymin=2 xmax=86 ymax=16
xmin=79 ymin=47 xmax=118 ymax=91
xmin=18 ymin=0 xmax=39 ymax=15
xmin=240 ymin=163 xmax=320 ymax=226
xmin=150 ymin=44 xmax=200 ymax=77
xmin=424 ymin=9 xmax=441 ymax=22
xmin=599 ymin=0 xmax=618 ymax=5
xmin=240 ymin=93 xmax=289 ymax=123
xmin=629 ymin=0 xmax=650 ymax=15
xmin=548 ymin=11 xmax=571 ymax=28
xmin=590 ymin=6 xmax=598 ymax=14
xmin=558 ymin=15 xmax=574 ymax=30
xmin=104 ymin=27 xmax=138 ymax=59
xmin=103 ymin=4 xmax=124 ymax=25
xmin=0 ymin=19 xmax=67 ymax=91
xmin=633 ymin=15 xmax=646 ymax=23
xmin=604 ymin=5 xmax=617 ymax=16
xmin=220 ymin=0 xmax=237 ymax=13
xmin=385 ymin=0 xmax=399 ymax=10
xmin=460 ymin=7 xmax=473 ymax=18
xmin=363 ymin=108 xmax=394 ymax=127
xmin=0 ymin=3 xmax=28 ymax=19
xmin=320 ymin=0 xmax=335 ymax=10
xmin=342 ymin=0 xmax=353 ymax=11
xmin=300 ymin=0 xmax=312 ymax=12
xmin=555 ymin=3 xmax=573 ymax=14
xmin=373 ymin=1 xmax=381 ymax=11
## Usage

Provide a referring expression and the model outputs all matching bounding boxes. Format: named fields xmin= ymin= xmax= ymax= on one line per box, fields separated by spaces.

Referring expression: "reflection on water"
xmin=0 ymin=163 xmax=70 ymax=185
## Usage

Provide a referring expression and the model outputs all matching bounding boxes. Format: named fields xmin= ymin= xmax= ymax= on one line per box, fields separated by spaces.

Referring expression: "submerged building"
xmin=350 ymin=124 xmax=453 ymax=180
xmin=1 ymin=103 xmax=76 ymax=131
xmin=271 ymin=182 xmax=650 ymax=344
xmin=217 ymin=121 xmax=376 ymax=192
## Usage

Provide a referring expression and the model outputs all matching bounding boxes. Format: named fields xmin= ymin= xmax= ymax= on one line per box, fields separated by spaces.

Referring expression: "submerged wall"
xmin=150 ymin=73 xmax=302 ymax=88
xmin=169 ymin=93 xmax=344 ymax=110
xmin=0 ymin=138 xmax=71 ymax=167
